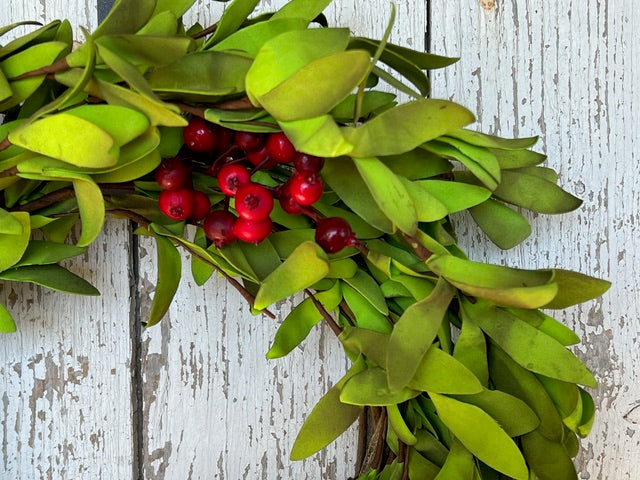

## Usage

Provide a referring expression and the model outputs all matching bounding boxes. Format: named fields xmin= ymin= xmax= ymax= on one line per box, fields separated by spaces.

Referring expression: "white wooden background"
xmin=0 ymin=0 xmax=637 ymax=479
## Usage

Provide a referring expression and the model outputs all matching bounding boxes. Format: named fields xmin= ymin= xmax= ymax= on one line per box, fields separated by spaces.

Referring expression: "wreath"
xmin=0 ymin=0 xmax=610 ymax=479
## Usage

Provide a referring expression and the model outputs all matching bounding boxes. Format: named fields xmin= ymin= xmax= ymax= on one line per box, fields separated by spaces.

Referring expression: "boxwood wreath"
xmin=0 ymin=0 xmax=611 ymax=479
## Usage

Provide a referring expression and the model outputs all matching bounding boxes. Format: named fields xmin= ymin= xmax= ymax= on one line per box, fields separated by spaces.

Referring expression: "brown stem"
xmin=107 ymin=209 xmax=150 ymax=228
xmin=0 ymin=137 xmax=12 ymax=153
xmin=339 ymin=300 xmax=356 ymax=326
xmin=8 ymin=58 xmax=70 ymax=81
xmin=213 ymin=96 xmax=255 ymax=110
xmin=305 ymin=288 xmax=342 ymax=336
xmin=14 ymin=187 xmax=76 ymax=212
xmin=397 ymin=441 xmax=407 ymax=470
xmin=172 ymin=102 xmax=206 ymax=118
xmin=191 ymin=23 xmax=218 ymax=39
xmin=355 ymin=408 xmax=368 ymax=476
xmin=359 ymin=407 xmax=388 ymax=475
xmin=402 ymin=232 xmax=432 ymax=262
xmin=401 ymin=444 xmax=411 ymax=480
xmin=0 ymin=166 xmax=17 ymax=178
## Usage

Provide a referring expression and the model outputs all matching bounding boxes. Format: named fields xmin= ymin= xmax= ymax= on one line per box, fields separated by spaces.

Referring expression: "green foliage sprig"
xmin=0 ymin=1 xmax=610 ymax=478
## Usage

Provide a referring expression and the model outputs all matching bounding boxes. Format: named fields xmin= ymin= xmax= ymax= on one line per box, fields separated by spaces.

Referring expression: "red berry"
xmin=315 ymin=217 xmax=356 ymax=253
xmin=217 ymin=164 xmax=251 ymax=196
xmin=233 ymin=217 xmax=273 ymax=244
xmin=203 ymin=210 xmax=237 ymax=248
xmin=266 ymin=132 xmax=296 ymax=163
xmin=288 ymin=171 xmax=323 ymax=206
xmin=234 ymin=131 xmax=265 ymax=152
xmin=158 ymin=188 xmax=194 ymax=221
xmin=191 ymin=190 xmax=212 ymax=221
xmin=246 ymin=146 xmax=278 ymax=170
xmin=235 ymin=183 xmax=274 ymax=221
xmin=183 ymin=117 xmax=217 ymax=153
xmin=294 ymin=153 xmax=324 ymax=173
xmin=278 ymin=183 xmax=304 ymax=215
xmin=155 ymin=157 xmax=191 ymax=190
xmin=214 ymin=126 xmax=233 ymax=153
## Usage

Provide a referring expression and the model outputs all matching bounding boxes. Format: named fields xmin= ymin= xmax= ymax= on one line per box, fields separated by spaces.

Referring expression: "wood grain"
xmin=430 ymin=0 xmax=640 ymax=478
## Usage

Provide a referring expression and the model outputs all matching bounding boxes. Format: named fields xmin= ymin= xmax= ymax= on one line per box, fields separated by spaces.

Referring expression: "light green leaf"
xmin=469 ymin=199 xmax=532 ymax=250
xmin=205 ymin=0 xmax=261 ymax=47
xmin=151 ymin=0 xmax=195 ymax=18
xmin=387 ymin=403 xmax=417 ymax=445
xmin=429 ymin=392 xmax=528 ymax=480
xmin=492 ymin=148 xmax=546 ymax=169
xmin=414 ymin=179 xmax=492 ymax=213
xmin=339 ymin=326 xmax=389 ymax=368
xmin=343 ymin=269 xmax=388 ymax=315
xmin=343 ymin=100 xmax=475 ymax=157
xmin=138 ymin=10 xmax=178 ymax=36
xmin=453 ymin=313 xmax=489 ymax=387
xmin=387 ymin=278 xmax=455 ymax=391
xmin=9 ymin=114 xmax=118 ymax=169
xmin=146 ymin=234 xmax=181 ymax=327
xmin=290 ymin=356 xmax=366 ymax=460
xmin=462 ymin=299 xmax=596 ymax=387
xmin=272 ymin=0 xmax=332 ymax=23
xmin=67 ymin=104 xmax=150 ymax=146
xmin=96 ymin=34 xmax=194 ymax=68
xmin=342 ymin=283 xmax=392 ymax=333
xmin=259 ymin=50 xmax=370 ymax=121
xmin=72 ymin=176 xmax=105 ymax=247
xmin=340 ymin=367 xmax=420 ymax=406
xmin=399 ymin=178 xmax=448 ymax=222
xmin=354 ymin=156 xmax=417 ymax=234
xmin=427 ymin=255 xmax=558 ymax=309
xmin=211 ymin=18 xmax=307 ymax=57
xmin=410 ymin=346 xmax=483 ymax=395
xmin=93 ymin=0 xmax=157 ymax=37
xmin=0 ymin=212 xmax=30 ymax=272
xmin=450 ymin=389 xmax=540 ymax=437
xmin=424 ymin=141 xmax=497 ymax=190
xmin=449 ymin=129 xmax=538 ymax=150
xmin=380 ymin=149 xmax=452 ymax=180
xmin=0 ymin=302 xmax=16 ymax=333
xmin=0 ymin=264 xmax=99 ymax=295
xmin=543 ymin=269 xmax=611 ymax=309
xmin=15 ymin=241 xmax=86 ymax=267
xmin=434 ymin=439 xmax=475 ymax=480
xmin=331 ymin=91 xmax=397 ymax=122
xmin=323 ymin=157 xmax=394 ymax=233
xmin=0 ymin=207 xmax=23 ymax=235
xmin=267 ymin=282 xmax=341 ymax=359
xmin=0 ymin=68 xmax=11 ymax=103
xmin=279 ymin=115 xmax=353 ymax=157
xmin=578 ymin=388 xmax=595 ymax=437
xmin=254 ymin=241 xmax=329 ymax=310
xmin=246 ymin=28 xmax=350 ymax=105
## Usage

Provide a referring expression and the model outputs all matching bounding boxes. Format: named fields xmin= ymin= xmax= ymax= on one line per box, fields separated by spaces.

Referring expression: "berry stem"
xmin=304 ymin=288 xmax=342 ymax=336
xmin=191 ymin=23 xmax=218 ymax=39
xmin=401 ymin=232 xmax=432 ymax=262
xmin=0 ymin=137 xmax=12 ymax=153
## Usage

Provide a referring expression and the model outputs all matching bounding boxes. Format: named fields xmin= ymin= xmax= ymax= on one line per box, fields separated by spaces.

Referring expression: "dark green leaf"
xmin=146 ymin=234 xmax=181 ymax=327
xmin=521 ymin=430 xmax=577 ymax=480
xmin=449 ymin=129 xmax=538 ymax=150
xmin=211 ymin=18 xmax=307 ymax=57
xmin=469 ymin=199 xmax=532 ymax=249
xmin=0 ymin=264 xmax=99 ymax=295
xmin=434 ymin=439 xmax=475 ymax=480
xmin=15 ymin=240 xmax=86 ymax=266
xmin=204 ymin=0 xmax=261 ymax=47
xmin=543 ymin=269 xmax=611 ymax=309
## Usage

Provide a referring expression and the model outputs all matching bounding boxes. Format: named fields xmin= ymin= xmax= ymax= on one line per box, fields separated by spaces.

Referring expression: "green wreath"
xmin=0 ymin=1 xmax=610 ymax=479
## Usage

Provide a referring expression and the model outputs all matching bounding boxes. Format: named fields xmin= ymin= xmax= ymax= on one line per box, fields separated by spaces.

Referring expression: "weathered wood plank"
xmin=139 ymin=2 xmax=426 ymax=478
xmin=431 ymin=0 xmax=640 ymax=478
xmin=0 ymin=3 xmax=135 ymax=479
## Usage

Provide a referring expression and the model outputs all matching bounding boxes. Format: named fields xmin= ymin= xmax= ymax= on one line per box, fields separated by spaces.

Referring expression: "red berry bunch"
xmin=155 ymin=116 xmax=358 ymax=253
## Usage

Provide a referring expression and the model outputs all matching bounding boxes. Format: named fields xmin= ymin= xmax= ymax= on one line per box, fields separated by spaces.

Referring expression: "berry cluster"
xmin=155 ymin=116 xmax=358 ymax=254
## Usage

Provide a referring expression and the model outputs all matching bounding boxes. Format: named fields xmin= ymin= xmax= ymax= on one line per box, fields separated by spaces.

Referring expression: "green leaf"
xmin=449 ymin=129 xmax=538 ymax=150
xmin=340 ymin=367 xmax=420 ymax=406
xmin=96 ymin=34 xmax=194 ymax=68
xmin=488 ymin=345 xmax=565 ymax=442
xmin=577 ymin=387 xmax=595 ymax=437
xmin=425 ymin=141 xmax=498 ymax=190
xmin=204 ymin=0 xmax=261 ymax=47
xmin=151 ymin=0 xmax=195 ymax=18
xmin=521 ymin=430 xmax=577 ymax=480
xmin=267 ymin=282 xmax=341 ymax=358
xmin=259 ymin=50 xmax=370 ymax=121
xmin=434 ymin=439 xmax=475 ymax=480
xmin=327 ymin=258 xmax=358 ymax=279
xmin=0 ymin=21 xmax=44 ymax=42
xmin=290 ymin=356 xmax=366 ymax=460
xmin=211 ymin=18 xmax=307 ymax=57
xmin=414 ymin=179 xmax=492 ymax=213
xmin=238 ymin=239 xmax=281 ymax=281
xmin=462 ymin=299 xmax=596 ymax=387
xmin=354 ymin=157 xmax=417 ymax=234
xmin=343 ymin=269 xmax=388 ymax=315
xmin=429 ymin=392 xmax=528 ymax=480
xmin=492 ymin=148 xmax=547 ymax=169
xmin=387 ymin=403 xmax=417 ymax=445
xmin=67 ymin=104 xmax=150 ymax=146
xmin=380 ymin=149 xmax=452 ymax=180
xmin=0 ymin=68 xmax=11 ymax=103
xmin=146 ymin=234 xmax=181 ymax=327
xmin=387 ymin=278 xmax=455 ymax=391
xmin=93 ymin=0 xmax=157 ymax=37
xmin=0 ymin=302 xmax=16 ymax=333
xmin=453 ymin=313 xmax=489 ymax=387
xmin=410 ymin=347 xmax=483 ymax=395
xmin=0 ymin=211 xmax=30 ymax=272
xmin=331 ymin=91 xmax=397 ymax=122
xmin=450 ymin=389 xmax=539 ymax=437
xmin=469 ymin=199 xmax=532 ymax=249
xmin=400 ymin=179 xmax=449 ymax=222
xmin=409 ymin=450 xmax=441 ymax=479
xmin=138 ymin=10 xmax=179 ymax=36
xmin=0 ymin=21 xmax=62 ymax=59
xmin=427 ymin=255 xmax=558 ymax=309
xmin=9 ymin=114 xmax=118 ymax=169
xmin=93 ymin=150 xmax=161 ymax=183
xmin=146 ymin=51 xmax=252 ymax=99
xmin=279 ymin=115 xmax=353 ymax=157
xmin=323 ymin=157 xmax=394 ymax=233
xmin=543 ymin=269 xmax=611 ymax=309
xmin=254 ymin=241 xmax=329 ymax=310
xmin=342 ymin=283 xmax=392 ymax=333
xmin=245 ymin=28 xmax=350 ymax=105
xmin=339 ymin=326 xmax=389 ymax=368
xmin=492 ymin=170 xmax=582 ymax=214
xmin=0 ymin=264 xmax=99 ymax=295
xmin=15 ymin=241 xmax=86 ymax=267
xmin=0 ymin=207 xmax=23 ymax=235
xmin=344 ymin=100 xmax=475 ymax=157
xmin=72 ymin=175 xmax=105 ymax=247
xmin=272 ymin=0 xmax=332 ymax=23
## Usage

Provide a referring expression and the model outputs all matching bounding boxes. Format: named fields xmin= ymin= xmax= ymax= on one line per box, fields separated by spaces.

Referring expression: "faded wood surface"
xmin=431 ymin=0 xmax=640 ymax=478
xmin=1 ymin=0 xmax=637 ymax=479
